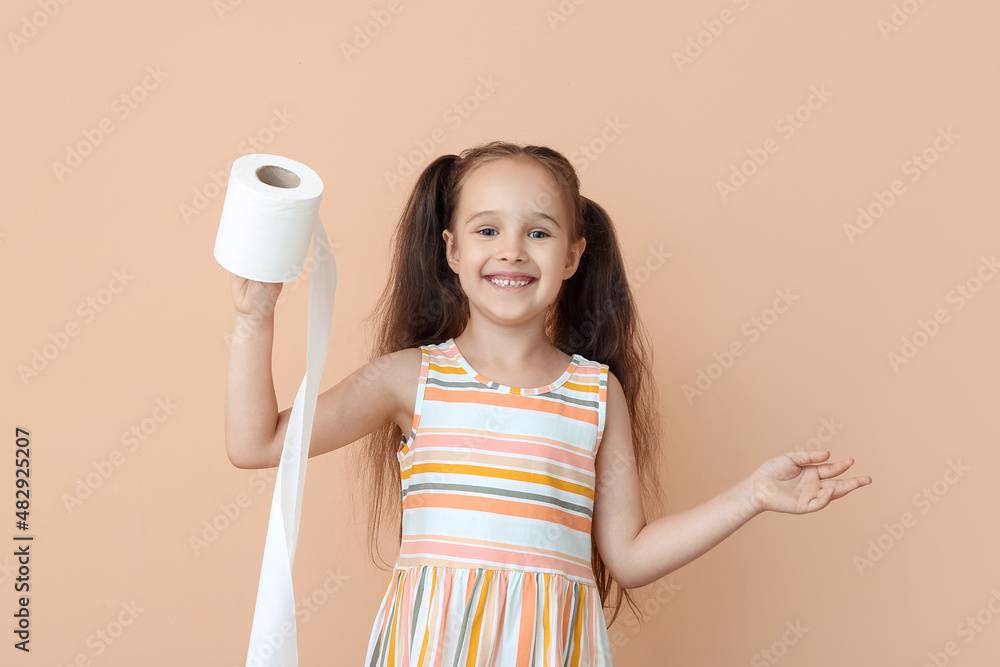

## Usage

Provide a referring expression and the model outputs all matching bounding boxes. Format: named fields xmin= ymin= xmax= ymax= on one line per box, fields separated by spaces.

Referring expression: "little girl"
xmin=224 ymin=141 xmax=872 ymax=666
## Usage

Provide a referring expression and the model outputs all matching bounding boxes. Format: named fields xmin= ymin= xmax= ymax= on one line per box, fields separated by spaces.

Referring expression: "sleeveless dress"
xmin=363 ymin=337 xmax=615 ymax=666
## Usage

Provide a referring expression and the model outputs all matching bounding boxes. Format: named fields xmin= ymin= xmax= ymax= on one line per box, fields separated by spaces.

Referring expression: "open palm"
xmin=751 ymin=450 xmax=872 ymax=514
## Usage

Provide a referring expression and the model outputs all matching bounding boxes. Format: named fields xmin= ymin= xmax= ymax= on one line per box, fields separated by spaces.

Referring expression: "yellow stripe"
xmin=401 ymin=462 xmax=594 ymax=500
xmin=465 ymin=569 xmax=493 ymax=666
xmin=387 ymin=571 xmax=404 ymax=664
xmin=404 ymin=448 xmax=596 ymax=487
xmin=571 ymin=584 xmax=584 ymax=666
xmin=429 ymin=361 xmax=465 ymax=375
xmin=562 ymin=380 xmax=599 ymax=394
xmin=429 ymin=361 xmax=602 ymax=393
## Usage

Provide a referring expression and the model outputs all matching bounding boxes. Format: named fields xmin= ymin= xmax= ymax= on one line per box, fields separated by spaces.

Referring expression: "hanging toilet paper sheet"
xmin=213 ymin=153 xmax=336 ymax=667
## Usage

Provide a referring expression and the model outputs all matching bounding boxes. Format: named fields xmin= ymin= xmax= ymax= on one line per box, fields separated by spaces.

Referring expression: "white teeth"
xmin=489 ymin=277 xmax=530 ymax=287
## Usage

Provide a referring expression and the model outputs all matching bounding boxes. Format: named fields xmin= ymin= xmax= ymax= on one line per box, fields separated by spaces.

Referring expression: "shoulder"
xmin=604 ymin=366 xmax=622 ymax=391
xmin=381 ymin=346 xmax=425 ymax=387
xmin=605 ymin=367 xmax=621 ymax=390
xmin=381 ymin=346 xmax=427 ymax=432
xmin=595 ymin=368 xmax=634 ymax=464
xmin=604 ymin=369 xmax=628 ymax=417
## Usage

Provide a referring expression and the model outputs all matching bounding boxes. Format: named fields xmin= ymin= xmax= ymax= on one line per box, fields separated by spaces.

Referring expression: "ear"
xmin=563 ymin=235 xmax=586 ymax=279
xmin=442 ymin=229 xmax=459 ymax=273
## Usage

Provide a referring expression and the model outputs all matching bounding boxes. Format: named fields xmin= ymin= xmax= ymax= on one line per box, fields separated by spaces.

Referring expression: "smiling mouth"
xmin=485 ymin=276 xmax=536 ymax=289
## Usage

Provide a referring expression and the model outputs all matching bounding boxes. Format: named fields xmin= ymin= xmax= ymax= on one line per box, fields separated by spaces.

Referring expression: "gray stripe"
xmin=542 ymin=388 xmax=599 ymax=410
xmin=563 ymin=582 xmax=581 ymax=666
xmin=411 ymin=568 xmax=427 ymax=640
xmin=369 ymin=571 xmax=402 ymax=666
xmin=367 ymin=631 xmax=381 ymax=667
xmin=425 ymin=375 xmax=601 ymax=410
xmin=406 ymin=482 xmax=592 ymax=518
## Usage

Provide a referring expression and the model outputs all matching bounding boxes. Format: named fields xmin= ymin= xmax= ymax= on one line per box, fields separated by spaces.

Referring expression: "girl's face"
xmin=443 ymin=158 xmax=586 ymax=331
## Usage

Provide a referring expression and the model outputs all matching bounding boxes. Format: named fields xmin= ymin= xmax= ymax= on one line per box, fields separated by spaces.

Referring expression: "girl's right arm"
xmin=224 ymin=271 xmax=413 ymax=469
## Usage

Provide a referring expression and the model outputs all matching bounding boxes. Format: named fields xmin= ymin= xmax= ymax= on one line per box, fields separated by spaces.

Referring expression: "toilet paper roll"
xmin=213 ymin=153 xmax=336 ymax=667
xmin=214 ymin=153 xmax=325 ymax=284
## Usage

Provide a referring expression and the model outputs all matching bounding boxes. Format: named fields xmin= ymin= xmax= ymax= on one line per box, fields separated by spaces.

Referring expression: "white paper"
xmin=214 ymin=153 xmax=325 ymax=284
xmin=213 ymin=153 xmax=336 ymax=667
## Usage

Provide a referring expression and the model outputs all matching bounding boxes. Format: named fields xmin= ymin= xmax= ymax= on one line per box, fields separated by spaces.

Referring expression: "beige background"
xmin=4 ymin=0 xmax=999 ymax=665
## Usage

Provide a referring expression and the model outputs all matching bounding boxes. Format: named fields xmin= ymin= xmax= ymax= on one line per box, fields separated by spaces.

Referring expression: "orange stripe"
xmin=424 ymin=385 xmax=598 ymax=424
xmin=516 ymin=574 xmax=535 ymax=665
xmin=402 ymin=492 xmax=592 ymax=533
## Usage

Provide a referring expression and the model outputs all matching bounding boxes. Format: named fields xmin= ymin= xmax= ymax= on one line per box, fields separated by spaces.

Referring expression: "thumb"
xmin=784 ymin=450 xmax=830 ymax=467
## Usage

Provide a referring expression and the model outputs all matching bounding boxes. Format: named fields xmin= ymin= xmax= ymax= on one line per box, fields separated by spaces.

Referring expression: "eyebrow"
xmin=465 ymin=210 xmax=560 ymax=226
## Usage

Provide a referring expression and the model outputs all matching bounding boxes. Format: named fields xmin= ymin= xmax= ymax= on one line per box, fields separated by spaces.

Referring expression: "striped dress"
xmin=364 ymin=337 xmax=615 ymax=666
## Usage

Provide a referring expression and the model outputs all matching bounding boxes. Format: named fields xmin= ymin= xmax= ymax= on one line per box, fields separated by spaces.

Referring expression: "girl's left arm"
xmin=591 ymin=371 xmax=872 ymax=590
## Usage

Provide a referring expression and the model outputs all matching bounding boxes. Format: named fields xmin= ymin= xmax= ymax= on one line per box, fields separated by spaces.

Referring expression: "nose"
xmin=496 ymin=231 xmax=526 ymax=263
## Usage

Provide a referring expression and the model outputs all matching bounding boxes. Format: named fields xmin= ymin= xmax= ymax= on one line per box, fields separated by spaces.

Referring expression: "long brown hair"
xmin=349 ymin=140 xmax=665 ymax=626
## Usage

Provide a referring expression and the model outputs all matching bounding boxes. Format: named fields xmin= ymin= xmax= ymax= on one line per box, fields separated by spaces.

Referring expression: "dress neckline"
xmin=445 ymin=337 xmax=579 ymax=395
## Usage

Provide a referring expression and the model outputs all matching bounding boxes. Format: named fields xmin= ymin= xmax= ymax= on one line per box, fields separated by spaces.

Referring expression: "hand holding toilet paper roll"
xmin=228 ymin=270 xmax=283 ymax=317
xmin=214 ymin=153 xmax=336 ymax=667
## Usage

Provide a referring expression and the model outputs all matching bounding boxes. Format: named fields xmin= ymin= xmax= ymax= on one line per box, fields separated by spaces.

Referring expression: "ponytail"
xmin=353 ymin=154 xmax=470 ymax=568
xmin=551 ymin=197 xmax=665 ymax=627
xmin=369 ymin=154 xmax=469 ymax=355
xmin=355 ymin=142 xmax=665 ymax=630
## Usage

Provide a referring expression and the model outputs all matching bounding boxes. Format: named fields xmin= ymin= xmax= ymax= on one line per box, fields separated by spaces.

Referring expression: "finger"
xmin=814 ymin=458 xmax=856 ymax=479
xmin=824 ymin=476 xmax=873 ymax=501
xmin=806 ymin=486 xmax=836 ymax=513
xmin=784 ymin=450 xmax=831 ymax=467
